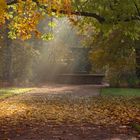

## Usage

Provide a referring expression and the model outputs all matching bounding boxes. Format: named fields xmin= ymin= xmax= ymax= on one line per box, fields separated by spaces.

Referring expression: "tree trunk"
xmin=2 ymin=26 xmax=13 ymax=84
xmin=136 ymin=48 xmax=140 ymax=78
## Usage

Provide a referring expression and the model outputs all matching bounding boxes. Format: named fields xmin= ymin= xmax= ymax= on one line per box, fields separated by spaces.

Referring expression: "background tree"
xmin=90 ymin=31 xmax=138 ymax=87
xmin=0 ymin=0 xmax=140 ymax=86
xmin=71 ymin=0 xmax=140 ymax=86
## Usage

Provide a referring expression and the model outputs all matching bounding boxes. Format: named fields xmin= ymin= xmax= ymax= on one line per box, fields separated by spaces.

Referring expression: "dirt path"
xmin=8 ymin=123 xmax=139 ymax=140
xmin=0 ymin=84 xmax=139 ymax=140
xmin=25 ymin=84 xmax=101 ymax=98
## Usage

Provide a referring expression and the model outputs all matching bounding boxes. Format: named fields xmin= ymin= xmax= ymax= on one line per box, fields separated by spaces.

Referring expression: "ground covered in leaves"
xmin=0 ymin=84 xmax=140 ymax=140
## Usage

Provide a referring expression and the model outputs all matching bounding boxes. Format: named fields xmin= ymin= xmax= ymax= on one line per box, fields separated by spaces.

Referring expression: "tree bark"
xmin=7 ymin=0 xmax=140 ymax=23
xmin=2 ymin=25 xmax=13 ymax=83
xmin=136 ymin=48 xmax=140 ymax=78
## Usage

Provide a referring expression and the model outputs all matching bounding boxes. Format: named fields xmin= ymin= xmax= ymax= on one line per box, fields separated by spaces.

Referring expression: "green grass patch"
xmin=131 ymin=123 xmax=140 ymax=133
xmin=0 ymin=88 xmax=33 ymax=99
xmin=101 ymin=88 xmax=140 ymax=97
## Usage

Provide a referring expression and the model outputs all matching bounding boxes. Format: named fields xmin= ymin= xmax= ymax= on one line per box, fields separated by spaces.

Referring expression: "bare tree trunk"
xmin=136 ymin=48 xmax=140 ymax=78
xmin=2 ymin=26 xmax=13 ymax=84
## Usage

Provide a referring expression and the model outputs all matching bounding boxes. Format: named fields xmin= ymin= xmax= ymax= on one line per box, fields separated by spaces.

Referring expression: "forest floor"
xmin=0 ymin=84 xmax=140 ymax=140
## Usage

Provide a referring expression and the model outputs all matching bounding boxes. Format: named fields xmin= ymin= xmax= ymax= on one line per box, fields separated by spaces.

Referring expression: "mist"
xmin=25 ymin=17 xmax=88 ymax=83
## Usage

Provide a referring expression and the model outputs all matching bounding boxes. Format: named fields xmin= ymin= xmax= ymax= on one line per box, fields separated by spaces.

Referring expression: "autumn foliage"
xmin=0 ymin=0 xmax=72 ymax=40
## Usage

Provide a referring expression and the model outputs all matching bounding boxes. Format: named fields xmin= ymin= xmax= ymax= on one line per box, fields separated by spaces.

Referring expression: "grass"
xmin=101 ymin=88 xmax=140 ymax=97
xmin=132 ymin=123 xmax=140 ymax=133
xmin=0 ymin=88 xmax=33 ymax=99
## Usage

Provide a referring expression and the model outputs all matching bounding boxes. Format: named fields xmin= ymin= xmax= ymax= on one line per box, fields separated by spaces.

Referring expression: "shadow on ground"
xmin=0 ymin=84 xmax=139 ymax=140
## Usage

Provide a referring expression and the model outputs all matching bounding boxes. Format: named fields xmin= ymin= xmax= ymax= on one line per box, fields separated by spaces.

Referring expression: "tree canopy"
xmin=0 ymin=0 xmax=140 ymax=86
xmin=0 ymin=0 xmax=139 ymax=40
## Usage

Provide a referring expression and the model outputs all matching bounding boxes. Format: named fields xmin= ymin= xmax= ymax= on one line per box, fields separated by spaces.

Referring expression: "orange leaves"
xmin=38 ymin=0 xmax=71 ymax=11
xmin=0 ymin=0 xmax=72 ymax=40
xmin=0 ymin=91 xmax=139 ymax=139
xmin=0 ymin=95 xmax=139 ymax=126
xmin=6 ymin=0 xmax=72 ymax=40
xmin=0 ymin=0 xmax=7 ymax=26
xmin=15 ymin=13 xmax=41 ymax=40
xmin=8 ymin=0 xmax=42 ymax=40
xmin=38 ymin=0 xmax=72 ymax=17
xmin=63 ymin=0 xmax=72 ymax=14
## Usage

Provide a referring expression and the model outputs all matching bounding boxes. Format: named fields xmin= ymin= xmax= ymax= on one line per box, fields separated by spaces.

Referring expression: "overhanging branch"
xmin=6 ymin=0 xmax=140 ymax=24
xmin=6 ymin=0 xmax=17 ymax=5
xmin=7 ymin=0 xmax=105 ymax=23
xmin=52 ymin=9 xmax=105 ymax=23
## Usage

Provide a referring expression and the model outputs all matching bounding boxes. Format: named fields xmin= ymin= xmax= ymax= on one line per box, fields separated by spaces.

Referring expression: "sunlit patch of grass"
xmin=101 ymin=88 xmax=140 ymax=97
xmin=0 ymin=88 xmax=34 ymax=99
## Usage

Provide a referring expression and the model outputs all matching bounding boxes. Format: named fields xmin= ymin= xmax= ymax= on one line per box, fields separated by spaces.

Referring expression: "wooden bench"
xmin=56 ymin=74 xmax=105 ymax=84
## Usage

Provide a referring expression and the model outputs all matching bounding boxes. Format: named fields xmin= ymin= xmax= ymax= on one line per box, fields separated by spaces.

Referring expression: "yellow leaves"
xmin=16 ymin=13 xmax=41 ymax=40
xmin=38 ymin=0 xmax=72 ymax=17
xmin=8 ymin=0 xmax=42 ymax=40
xmin=0 ymin=102 xmax=28 ymax=117
xmin=1 ymin=95 xmax=139 ymax=126
xmin=0 ymin=94 xmax=139 ymax=139
xmin=7 ymin=0 xmax=72 ymax=40
xmin=0 ymin=0 xmax=7 ymax=11
xmin=38 ymin=0 xmax=71 ymax=11
xmin=0 ymin=0 xmax=72 ymax=40
xmin=0 ymin=0 xmax=7 ymax=26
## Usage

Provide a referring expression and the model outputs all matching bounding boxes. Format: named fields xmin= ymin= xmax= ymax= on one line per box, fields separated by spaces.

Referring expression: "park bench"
xmin=56 ymin=73 xmax=105 ymax=85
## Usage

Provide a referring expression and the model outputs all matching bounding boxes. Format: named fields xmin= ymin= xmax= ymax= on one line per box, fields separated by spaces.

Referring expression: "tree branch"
xmin=7 ymin=0 xmax=105 ymax=23
xmin=6 ymin=0 xmax=17 ymax=5
xmin=6 ymin=0 xmax=140 ymax=24
xmin=132 ymin=0 xmax=140 ymax=16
